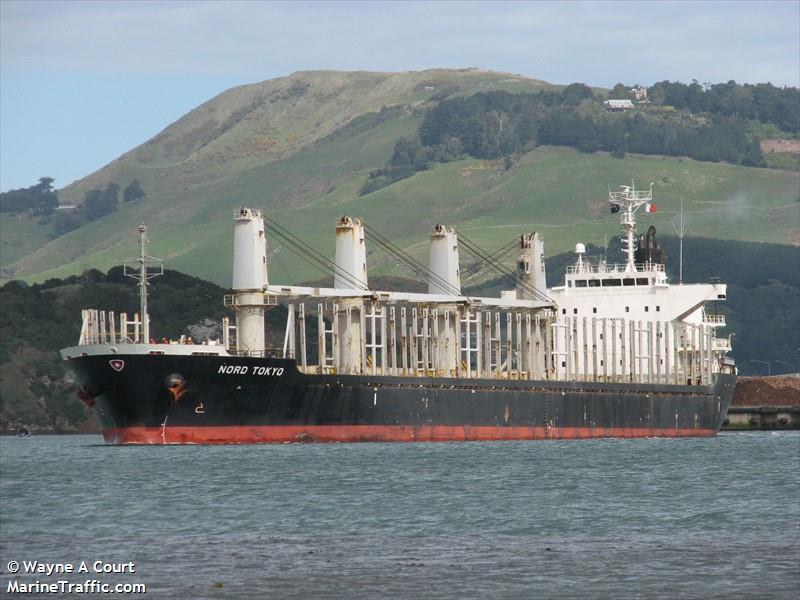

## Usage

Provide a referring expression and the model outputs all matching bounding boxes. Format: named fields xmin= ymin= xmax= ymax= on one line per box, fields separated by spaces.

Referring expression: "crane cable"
xmin=261 ymin=215 xmax=368 ymax=290
xmin=457 ymin=230 xmax=552 ymax=303
xmin=363 ymin=224 xmax=462 ymax=297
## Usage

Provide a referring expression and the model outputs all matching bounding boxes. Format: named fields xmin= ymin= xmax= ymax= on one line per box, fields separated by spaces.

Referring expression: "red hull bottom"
xmin=103 ymin=425 xmax=718 ymax=444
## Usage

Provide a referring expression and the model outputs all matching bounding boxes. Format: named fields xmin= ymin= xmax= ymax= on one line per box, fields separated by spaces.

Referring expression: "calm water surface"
xmin=1 ymin=433 xmax=798 ymax=599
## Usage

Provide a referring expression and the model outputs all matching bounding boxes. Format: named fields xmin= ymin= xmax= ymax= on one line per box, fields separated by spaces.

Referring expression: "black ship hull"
xmin=66 ymin=352 xmax=736 ymax=444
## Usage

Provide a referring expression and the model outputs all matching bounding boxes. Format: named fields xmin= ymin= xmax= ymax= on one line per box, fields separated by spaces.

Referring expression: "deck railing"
xmin=566 ymin=262 xmax=665 ymax=275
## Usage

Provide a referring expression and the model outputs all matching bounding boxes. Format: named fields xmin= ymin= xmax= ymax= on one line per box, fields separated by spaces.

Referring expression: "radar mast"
xmin=608 ymin=180 xmax=654 ymax=272
xmin=123 ymin=224 xmax=163 ymax=342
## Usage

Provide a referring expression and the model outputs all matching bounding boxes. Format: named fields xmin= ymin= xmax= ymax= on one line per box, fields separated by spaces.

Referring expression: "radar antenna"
xmin=608 ymin=180 xmax=654 ymax=272
xmin=123 ymin=224 xmax=163 ymax=342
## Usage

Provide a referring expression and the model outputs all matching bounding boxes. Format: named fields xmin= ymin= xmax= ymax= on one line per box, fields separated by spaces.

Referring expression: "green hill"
xmin=1 ymin=69 xmax=798 ymax=287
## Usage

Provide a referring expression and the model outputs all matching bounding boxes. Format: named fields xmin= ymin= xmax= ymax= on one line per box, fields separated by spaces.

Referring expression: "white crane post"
xmin=232 ymin=207 xmax=268 ymax=356
xmin=516 ymin=232 xmax=546 ymax=300
xmin=427 ymin=224 xmax=461 ymax=373
xmin=334 ymin=216 xmax=367 ymax=374
xmin=334 ymin=216 xmax=368 ymax=290
xmin=427 ymin=224 xmax=461 ymax=295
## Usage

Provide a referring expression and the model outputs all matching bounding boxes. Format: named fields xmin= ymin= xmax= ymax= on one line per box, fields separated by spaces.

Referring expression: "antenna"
xmin=671 ymin=197 xmax=688 ymax=284
xmin=79 ymin=204 xmax=88 ymax=280
xmin=123 ymin=224 xmax=163 ymax=342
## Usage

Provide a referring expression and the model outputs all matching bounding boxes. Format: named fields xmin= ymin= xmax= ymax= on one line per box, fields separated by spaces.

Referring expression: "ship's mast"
xmin=671 ymin=197 xmax=688 ymax=284
xmin=124 ymin=224 xmax=163 ymax=342
xmin=609 ymin=180 xmax=654 ymax=272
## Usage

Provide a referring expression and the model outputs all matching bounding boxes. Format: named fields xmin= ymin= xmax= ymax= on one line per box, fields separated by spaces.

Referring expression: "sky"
xmin=1 ymin=0 xmax=798 ymax=192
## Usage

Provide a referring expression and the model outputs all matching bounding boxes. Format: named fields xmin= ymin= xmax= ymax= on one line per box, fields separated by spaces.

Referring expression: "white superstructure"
xmin=547 ymin=182 xmax=730 ymax=380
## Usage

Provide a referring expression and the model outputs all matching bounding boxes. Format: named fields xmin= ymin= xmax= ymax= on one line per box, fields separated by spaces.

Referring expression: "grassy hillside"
xmin=2 ymin=69 xmax=798 ymax=287
xmin=0 ymin=213 xmax=52 ymax=266
xmin=8 ymin=146 xmax=798 ymax=288
xmin=56 ymin=68 xmax=552 ymax=205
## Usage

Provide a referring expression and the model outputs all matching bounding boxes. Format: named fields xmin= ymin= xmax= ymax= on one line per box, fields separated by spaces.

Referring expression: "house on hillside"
xmin=603 ymin=99 xmax=634 ymax=112
xmin=631 ymin=85 xmax=648 ymax=102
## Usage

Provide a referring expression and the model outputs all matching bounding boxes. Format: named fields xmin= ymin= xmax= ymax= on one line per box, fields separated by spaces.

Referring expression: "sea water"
xmin=1 ymin=433 xmax=798 ymax=599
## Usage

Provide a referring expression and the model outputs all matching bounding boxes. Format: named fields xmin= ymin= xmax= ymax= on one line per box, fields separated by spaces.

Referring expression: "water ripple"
xmin=1 ymin=433 xmax=798 ymax=599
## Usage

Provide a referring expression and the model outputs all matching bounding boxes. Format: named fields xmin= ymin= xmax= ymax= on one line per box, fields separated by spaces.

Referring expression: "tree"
xmin=0 ymin=189 xmax=30 ymax=213
xmin=123 ymin=180 xmax=146 ymax=203
xmin=0 ymin=176 xmax=58 ymax=215
xmin=741 ymin=140 xmax=767 ymax=168
xmin=390 ymin=137 xmax=427 ymax=169
xmin=105 ymin=182 xmax=120 ymax=204
xmin=560 ymin=83 xmax=594 ymax=105
xmin=649 ymin=83 xmax=666 ymax=106
xmin=608 ymin=83 xmax=629 ymax=100
xmin=31 ymin=177 xmax=59 ymax=215
xmin=50 ymin=210 xmax=81 ymax=238
xmin=686 ymin=80 xmax=704 ymax=112
xmin=83 ymin=182 xmax=119 ymax=221
xmin=429 ymin=135 xmax=463 ymax=162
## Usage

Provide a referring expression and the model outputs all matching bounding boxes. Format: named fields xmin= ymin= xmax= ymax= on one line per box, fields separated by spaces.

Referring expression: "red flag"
xmin=645 ymin=203 xmax=656 ymax=213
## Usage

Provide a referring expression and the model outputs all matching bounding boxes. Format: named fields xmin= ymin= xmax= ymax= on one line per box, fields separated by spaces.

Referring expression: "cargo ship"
xmin=61 ymin=182 xmax=736 ymax=444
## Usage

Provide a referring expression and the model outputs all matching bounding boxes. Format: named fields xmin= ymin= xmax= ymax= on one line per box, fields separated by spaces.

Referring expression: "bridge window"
xmin=575 ymin=280 xmax=588 ymax=288
xmin=645 ymin=306 xmax=649 ymax=312
xmin=636 ymin=278 xmax=648 ymax=285
xmin=602 ymin=279 xmax=622 ymax=287
xmin=623 ymin=278 xmax=635 ymax=286
xmin=588 ymin=280 xmax=600 ymax=287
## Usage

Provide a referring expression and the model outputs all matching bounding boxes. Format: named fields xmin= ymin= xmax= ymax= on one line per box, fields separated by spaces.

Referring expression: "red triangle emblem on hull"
xmin=109 ymin=359 xmax=125 ymax=372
